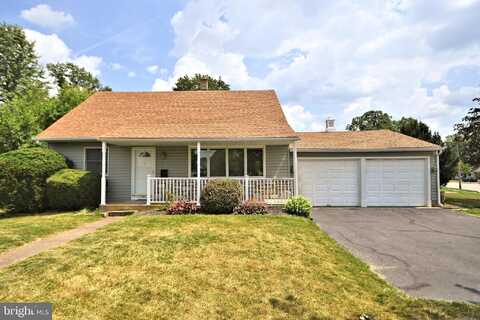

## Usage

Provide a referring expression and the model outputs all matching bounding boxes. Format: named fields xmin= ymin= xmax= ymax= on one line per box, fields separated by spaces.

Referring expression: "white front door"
xmin=132 ymin=147 xmax=156 ymax=198
xmin=299 ymin=159 xmax=361 ymax=206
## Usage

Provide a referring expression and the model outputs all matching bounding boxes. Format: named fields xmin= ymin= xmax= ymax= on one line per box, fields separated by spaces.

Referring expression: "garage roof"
xmin=294 ymin=130 xmax=441 ymax=152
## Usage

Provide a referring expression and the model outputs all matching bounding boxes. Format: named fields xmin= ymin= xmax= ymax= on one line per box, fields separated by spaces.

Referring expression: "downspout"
xmin=437 ymin=150 xmax=442 ymax=206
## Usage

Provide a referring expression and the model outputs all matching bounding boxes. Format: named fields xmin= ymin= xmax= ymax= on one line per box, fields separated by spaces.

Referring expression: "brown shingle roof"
xmin=295 ymin=130 xmax=441 ymax=151
xmin=37 ymin=90 xmax=297 ymax=141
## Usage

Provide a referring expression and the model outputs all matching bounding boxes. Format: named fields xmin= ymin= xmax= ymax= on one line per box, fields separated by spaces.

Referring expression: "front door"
xmin=132 ymin=147 xmax=156 ymax=198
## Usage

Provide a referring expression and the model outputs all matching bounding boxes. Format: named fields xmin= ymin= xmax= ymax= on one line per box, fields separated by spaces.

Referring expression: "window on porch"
xmin=190 ymin=148 xmax=263 ymax=177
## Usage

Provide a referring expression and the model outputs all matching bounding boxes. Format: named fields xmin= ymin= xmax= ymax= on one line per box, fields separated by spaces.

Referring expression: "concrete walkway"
xmin=0 ymin=217 xmax=122 ymax=269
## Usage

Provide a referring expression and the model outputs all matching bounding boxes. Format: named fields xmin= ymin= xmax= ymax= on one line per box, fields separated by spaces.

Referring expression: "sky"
xmin=2 ymin=0 xmax=480 ymax=136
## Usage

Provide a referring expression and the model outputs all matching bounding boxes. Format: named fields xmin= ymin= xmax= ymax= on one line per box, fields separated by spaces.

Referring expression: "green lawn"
xmin=0 ymin=215 xmax=478 ymax=319
xmin=0 ymin=210 xmax=102 ymax=254
xmin=443 ymin=187 xmax=480 ymax=216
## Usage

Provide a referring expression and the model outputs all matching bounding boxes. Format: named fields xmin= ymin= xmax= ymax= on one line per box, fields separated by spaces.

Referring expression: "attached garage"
xmin=294 ymin=130 xmax=441 ymax=207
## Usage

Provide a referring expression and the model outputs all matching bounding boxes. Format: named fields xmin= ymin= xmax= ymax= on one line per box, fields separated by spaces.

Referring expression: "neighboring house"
xmin=36 ymin=89 xmax=441 ymax=208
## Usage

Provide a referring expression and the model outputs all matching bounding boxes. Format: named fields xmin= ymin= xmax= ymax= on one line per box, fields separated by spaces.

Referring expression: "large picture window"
xmin=247 ymin=148 xmax=263 ymax=176
xmin=85 ymin=148 xmax=108 ymax=175
xmin=190 ymin=149 xmax=208 ymax=177
xmin=228 ymin=149 xmax=244 ymax=176
xmin=190 ymin=147 xmax=263 ymax=177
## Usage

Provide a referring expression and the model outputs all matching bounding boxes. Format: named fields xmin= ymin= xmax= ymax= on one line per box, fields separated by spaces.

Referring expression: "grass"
xmin=443 ymin=187 xmax=480 ymax=217
xmin=0 ymin=210 xmax=102 ymax=254
xmin=0 ymin=215 xmax=478 ymax=319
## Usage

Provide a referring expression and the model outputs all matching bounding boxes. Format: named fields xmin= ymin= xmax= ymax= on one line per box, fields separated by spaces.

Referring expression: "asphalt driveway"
xmin=312 ymin=208 xmax=480 ymax=303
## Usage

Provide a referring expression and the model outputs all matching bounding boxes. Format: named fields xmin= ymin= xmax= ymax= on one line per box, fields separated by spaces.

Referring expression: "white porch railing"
xmin=147 ymin=177 xmax=295 ymax=204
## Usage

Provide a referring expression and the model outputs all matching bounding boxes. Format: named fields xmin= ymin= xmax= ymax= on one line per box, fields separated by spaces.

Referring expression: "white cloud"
xmin=153 ymin=0 xmax=480 ymax=136
xmin=147 ymin=65 xmax=159 ymax=74
xmin=128 ymin=71 xmax=136 ymax=78
xmin=24 ymin=29 xmax=102 ymax=76
xmin=111 ymin=63 xmax=124 ymax=71
xmin=282 ymin=104 xmax=324 ymax=131
xmin=21 ymin=4 xmax=74 ymax=30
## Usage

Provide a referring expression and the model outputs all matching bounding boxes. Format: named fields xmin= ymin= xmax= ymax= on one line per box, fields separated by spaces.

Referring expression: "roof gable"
xmin=37 ymin=90 xmax=297 ymax=141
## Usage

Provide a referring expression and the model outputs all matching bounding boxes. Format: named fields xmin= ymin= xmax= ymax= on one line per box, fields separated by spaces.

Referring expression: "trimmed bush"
xmin=284 ymin=196 xmax=312 ymax=217
xmin=234 ymin=199 xmax=268 ymax=215
xmin=167 ymin=200 xmax=198 ymax=215
xmin=0 ymin=147 xmax=67 ymax=213
xmin=46 ymin=169 xmax=100 ymax=210
xmin=201 ymin=179 xmax=242 ymax=214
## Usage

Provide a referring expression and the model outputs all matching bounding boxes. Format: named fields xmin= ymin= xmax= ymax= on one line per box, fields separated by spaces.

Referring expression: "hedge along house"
xmin=36 ymin=88 xmax=442 ymax=209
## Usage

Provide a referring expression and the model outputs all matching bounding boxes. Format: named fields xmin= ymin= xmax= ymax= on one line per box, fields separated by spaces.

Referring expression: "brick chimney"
xmin=199 ymin=76 xmax=209 ymax=90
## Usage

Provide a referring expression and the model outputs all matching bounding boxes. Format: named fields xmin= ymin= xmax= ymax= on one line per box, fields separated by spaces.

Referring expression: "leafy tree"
xmin=42 ymin=86 xmax=91 ymax=128
xmin=0 ymin=84 xmax=50 ymax=153
xmin=396 ymin=117 xmax=442 ymax=144
xmin=47 ymin=62 xmax=111 ymax=92
xmin=346 ymin=110 xmax=394 ymax=131
xmin=439 ymin=136 xmax=460 ymax=186
xmin=173 ymin=74 xmax=230 ymax=91
xmin=455 ymin=97 xmax=480 ymax=167
xmin=0 ymin=23 xmax=43 ymax=103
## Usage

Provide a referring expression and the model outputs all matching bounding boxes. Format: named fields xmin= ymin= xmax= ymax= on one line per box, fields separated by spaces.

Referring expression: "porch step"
xmin=104 ymin=210 xmax=136 ymax=217
xmin=100 ymin=203 xmax=166 ymax=213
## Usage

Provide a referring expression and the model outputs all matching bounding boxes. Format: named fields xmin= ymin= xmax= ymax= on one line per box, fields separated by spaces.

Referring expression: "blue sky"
xmin=2 ymin=0 xmax=480 ymax=136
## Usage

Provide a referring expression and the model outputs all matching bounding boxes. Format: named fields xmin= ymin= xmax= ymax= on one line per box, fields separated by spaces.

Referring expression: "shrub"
xmin=234 ymin=199 xmax=268 ymax=215
xmin=167 ymin=200 xmax=198 ymax=215
xmin=46 ymin=169 xmax=100 ymax=210
xmin=0 ymin=147 xmax=67 ymax=213
xmin=284 ymin=196 xmax=312 ymax=217
xmin=201 ymin=179 xmax=242 ymax=214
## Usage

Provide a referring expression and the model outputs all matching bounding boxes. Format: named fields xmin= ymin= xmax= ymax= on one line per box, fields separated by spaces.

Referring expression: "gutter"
xmin=289 ymin=147 xmax=441 ymax=152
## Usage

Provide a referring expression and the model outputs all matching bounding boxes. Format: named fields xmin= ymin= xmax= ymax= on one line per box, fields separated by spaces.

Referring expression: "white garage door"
xmin=299 ymin=159 xmax=360 ymax=206
xmin=365 ymin=159 xmax=427 ymax=207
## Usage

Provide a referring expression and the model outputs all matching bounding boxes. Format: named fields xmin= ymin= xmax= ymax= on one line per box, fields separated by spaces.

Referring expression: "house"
xmin=36 ymin=88 xmax=441 ymax=208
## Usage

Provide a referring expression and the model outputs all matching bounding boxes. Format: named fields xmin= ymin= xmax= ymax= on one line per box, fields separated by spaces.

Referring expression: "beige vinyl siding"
xmin=48 ymin=142 xmax=132 ymax=202
xmin=297 ymin=151 xmax=439 ymax=206
xmin=156 ymin=146 xmax=189 ymax=177
xmin=266 ymin=145 xmax=290 ymax=178
xmin=48 ymin=142 xmax=101 ymax=169
xmin=107 ymin=145 xmax=131 ymax=202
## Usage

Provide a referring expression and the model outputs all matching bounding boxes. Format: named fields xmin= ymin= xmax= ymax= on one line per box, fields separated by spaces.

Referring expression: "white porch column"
xmin=196 ymin=142 xmax=201 ymax=205
xmin=293 ymin=142 xmax=298 ymax=196
xmin=100 ymin=141 xmax=107 ymax=206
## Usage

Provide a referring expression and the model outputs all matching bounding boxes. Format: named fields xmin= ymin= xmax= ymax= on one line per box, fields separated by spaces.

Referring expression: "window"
xmin=190 ymin=147 xmax=263 ymax=177
xmin=191 ymin=149 xmax=208 ymax=177
xmin=247 ymin=148 xmax=263 ymax=176
xmin=228 ymin=149 xmax=244 ymax=176
xmin=85 ymin=148 xmax=108 ymax=175
xmin=209 ymin=149 xmax=226 ymax=177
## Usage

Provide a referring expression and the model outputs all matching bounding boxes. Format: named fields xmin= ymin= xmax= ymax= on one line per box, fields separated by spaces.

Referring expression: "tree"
xmin=0 ymin=83 xmax=50 ymax=153
xmin=173 ymin=74 xmax=230 ymax=91
xmin=439 ymin=136 xmax=460 ymax=186
xmin=47 ymin=62 xmax=111 ymax=92
xmin=0 ymin=23 xmax=43 ymax=103
xmin=346 ymin=110 xmax=394 ymax=131
xmin=396 ymin=117 xmax=442 ymax=144
xmin=41 ymin=86 xmax=91 ymax=128
xmin=455 ymin=97 xmax=480 ymax=167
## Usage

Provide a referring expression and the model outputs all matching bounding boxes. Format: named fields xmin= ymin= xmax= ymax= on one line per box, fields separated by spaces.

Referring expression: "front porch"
xmin=97 ymin=139 xmax=299 ymax=207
